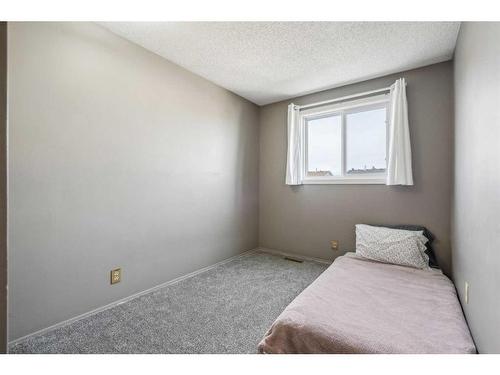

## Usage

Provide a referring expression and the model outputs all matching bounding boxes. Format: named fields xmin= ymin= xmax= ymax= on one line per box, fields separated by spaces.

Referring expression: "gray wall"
xmin=0 ymin=22 xmax=7 ymax=353
xmin=259 ymin=62 xmax=454 ymax=275
xmin=452 ymin=22 xmax=500 ymax=353
xmin=8 ymin=22 xmax=259 ymax=341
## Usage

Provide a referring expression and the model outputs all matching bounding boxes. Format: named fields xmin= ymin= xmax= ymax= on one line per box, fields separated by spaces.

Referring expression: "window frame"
xmin=300 ymin=94 xmax=390 ymax=185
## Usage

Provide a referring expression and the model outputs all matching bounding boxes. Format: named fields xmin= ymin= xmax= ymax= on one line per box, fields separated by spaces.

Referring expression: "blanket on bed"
xmin=258 ymin=253 xmax=476 ymax=354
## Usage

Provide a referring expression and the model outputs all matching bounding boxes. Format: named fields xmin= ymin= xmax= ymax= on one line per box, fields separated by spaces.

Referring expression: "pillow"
xmin=368 ymin=224 xmax=439 ymax=268
xmin=355 ymin=224 xmax=430 ymax=269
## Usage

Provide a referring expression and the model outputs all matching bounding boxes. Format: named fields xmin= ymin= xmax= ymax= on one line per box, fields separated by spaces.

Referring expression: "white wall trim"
xmin=8 ymin=248 xmax=259 ymax=347
xmin=256 ymin=247 xmax=333 ymax=265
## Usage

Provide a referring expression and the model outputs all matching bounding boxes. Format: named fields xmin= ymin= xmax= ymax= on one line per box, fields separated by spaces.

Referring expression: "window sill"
xmin=302 ymin=177 xmax=386 ymax=185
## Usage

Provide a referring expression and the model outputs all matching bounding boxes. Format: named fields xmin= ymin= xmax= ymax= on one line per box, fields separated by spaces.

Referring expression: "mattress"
xmin=258 ymin=253 xmax=476 ymax=354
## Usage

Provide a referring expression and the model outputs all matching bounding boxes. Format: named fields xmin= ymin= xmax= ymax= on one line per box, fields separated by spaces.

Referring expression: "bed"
xmin=258 ymin=253 xmax=476 ymax=354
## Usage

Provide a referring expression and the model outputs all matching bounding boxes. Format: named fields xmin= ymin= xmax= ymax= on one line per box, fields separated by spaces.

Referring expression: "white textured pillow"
xmin=355 ymin=224 xmax=430 ymax=269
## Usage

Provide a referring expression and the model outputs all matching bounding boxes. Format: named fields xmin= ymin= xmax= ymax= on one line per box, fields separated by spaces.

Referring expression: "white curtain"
xmin=387 ymin=78 xmax=414 ymax=186
xmin=285 ymin=103 xmax=302 ymax=185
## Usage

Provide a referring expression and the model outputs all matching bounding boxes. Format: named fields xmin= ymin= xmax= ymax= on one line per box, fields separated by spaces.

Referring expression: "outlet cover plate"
xmin=111 ymin=268 xmax=121 ymax=285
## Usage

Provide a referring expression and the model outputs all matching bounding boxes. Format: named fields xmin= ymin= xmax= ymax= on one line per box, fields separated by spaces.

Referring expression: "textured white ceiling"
xmin=99 ymin=22 xmax=460 ymax=105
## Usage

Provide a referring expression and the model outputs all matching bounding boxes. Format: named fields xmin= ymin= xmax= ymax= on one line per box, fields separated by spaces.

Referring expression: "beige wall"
xmin=8 ymin=22 xmax=259 ymax=341
xmin=452 ymin=22 xmax=500 ymax=353
xmin=0 ymin=22 xmax=7 ymax=353
xmin=259 ymin=62 xmax=454 ymax=275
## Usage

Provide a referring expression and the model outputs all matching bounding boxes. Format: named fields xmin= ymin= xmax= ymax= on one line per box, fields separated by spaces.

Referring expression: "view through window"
xmin=304 ymin=98 xmax=388 ymax=182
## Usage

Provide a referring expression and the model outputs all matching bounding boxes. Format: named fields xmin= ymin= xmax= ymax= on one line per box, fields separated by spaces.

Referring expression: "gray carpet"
xmin=10 ymin=251 xmax=327 ymax=354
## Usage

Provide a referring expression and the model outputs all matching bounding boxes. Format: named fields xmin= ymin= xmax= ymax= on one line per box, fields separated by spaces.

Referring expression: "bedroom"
xmin=0 ymin=1 xmax=499 ymax=373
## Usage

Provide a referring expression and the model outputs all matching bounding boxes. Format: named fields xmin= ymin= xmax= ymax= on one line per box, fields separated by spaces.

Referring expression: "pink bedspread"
xmin=258 ymin=254 xmax=476 ymax=354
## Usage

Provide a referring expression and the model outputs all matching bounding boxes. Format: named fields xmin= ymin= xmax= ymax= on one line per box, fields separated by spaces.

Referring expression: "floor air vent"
xmin=284 ymin=257 xmax=303 ymax=263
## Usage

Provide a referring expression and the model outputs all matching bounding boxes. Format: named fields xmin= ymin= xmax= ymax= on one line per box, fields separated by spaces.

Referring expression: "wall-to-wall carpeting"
xmin=10 ymin=252 xmax=327 ymax=354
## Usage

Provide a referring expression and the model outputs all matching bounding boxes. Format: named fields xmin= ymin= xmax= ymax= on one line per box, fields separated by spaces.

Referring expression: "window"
xmin=301 ymin=94 xmax=389 ymax=184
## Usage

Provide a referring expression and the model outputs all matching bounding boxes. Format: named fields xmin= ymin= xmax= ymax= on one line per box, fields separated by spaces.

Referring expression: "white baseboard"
xmin=256 ymin=247 xmax=333 ymax=265
xmin=8 ymin=247 xmax=259 ymax=347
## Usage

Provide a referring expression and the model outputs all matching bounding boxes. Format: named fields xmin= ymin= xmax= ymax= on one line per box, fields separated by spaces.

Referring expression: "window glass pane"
xmin=346 ymin=107 xmax=386 ymax=175
xmin=307 ymin=115 xmax=342 ymax=177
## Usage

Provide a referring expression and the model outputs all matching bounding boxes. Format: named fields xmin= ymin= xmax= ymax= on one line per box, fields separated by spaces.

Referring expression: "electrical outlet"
xmin=110 ymin=268 xmax=121 ymax=285
xmin=330 ymin=240 xmax=339 ymax=251
xmin=465 ymin=282 xmax=469 ymax=304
